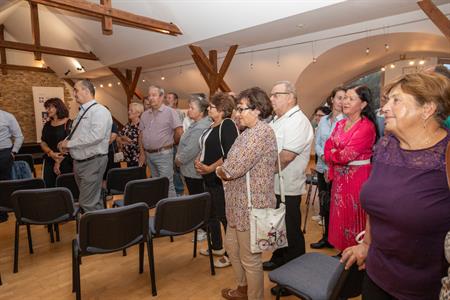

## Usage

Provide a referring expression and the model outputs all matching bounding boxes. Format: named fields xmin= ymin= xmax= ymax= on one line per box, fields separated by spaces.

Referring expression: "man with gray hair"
xmin=58 ymin=79 xmax=112 ymax=211
xmin=138 ymin=85 xmax=183 ymax=197
xmin=264 ymin=81 xmax=314 ymax=296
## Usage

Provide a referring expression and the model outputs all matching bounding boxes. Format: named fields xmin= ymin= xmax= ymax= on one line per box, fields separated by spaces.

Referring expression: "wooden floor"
xmin=0 ymin=165 xmax=351 ymax=300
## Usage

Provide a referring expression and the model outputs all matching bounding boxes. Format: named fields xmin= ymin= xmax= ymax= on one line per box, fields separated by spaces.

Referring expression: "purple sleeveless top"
xmin=361 ymin=131 xmax=450 ymax=300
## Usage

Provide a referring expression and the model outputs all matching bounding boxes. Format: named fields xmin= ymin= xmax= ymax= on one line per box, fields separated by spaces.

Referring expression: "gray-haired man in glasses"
xmin=264 ymin=81 xmax=314 ymax=297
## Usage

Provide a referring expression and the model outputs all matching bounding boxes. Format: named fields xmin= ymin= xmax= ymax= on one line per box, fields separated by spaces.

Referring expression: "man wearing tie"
xmin=58 ymin=79 xmax=112 ymax=211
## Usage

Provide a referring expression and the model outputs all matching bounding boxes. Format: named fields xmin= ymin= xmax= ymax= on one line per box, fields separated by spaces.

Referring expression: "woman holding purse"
xmin=216 ymin=87 xmax=277 ymax=300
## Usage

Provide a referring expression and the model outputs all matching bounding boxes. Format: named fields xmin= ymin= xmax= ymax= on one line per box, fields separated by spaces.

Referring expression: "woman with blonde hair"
xmin=117 ymin=102 xmax=144 ymax=167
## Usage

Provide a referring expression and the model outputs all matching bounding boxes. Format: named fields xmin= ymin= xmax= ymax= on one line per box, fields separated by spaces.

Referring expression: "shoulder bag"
xmin=248 ymin=152 xmax=288 ymax=253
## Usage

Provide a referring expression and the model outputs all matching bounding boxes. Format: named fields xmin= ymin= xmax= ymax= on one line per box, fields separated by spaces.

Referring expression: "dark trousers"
xmin=0 ymin=148 xmax=12 ymax=221
xmin=184 ymin=177 xmax=204 ymax=195
xmin=270 ymin=194 xmax=305 ymax=265
xmin=204 ymin=184 xmax=227 ymax=250
xmin=317 ymin=172 xmax=332 ymax=239
xmin=43 ymin=158 xmax=73 ymax=188
xmin=0 ymin=148 xmax=13 ymax=180
xmin=363 ymin=274 xmax=396 ymax=300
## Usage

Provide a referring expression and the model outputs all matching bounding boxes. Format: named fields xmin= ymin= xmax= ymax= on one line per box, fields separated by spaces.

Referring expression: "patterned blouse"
xmin=221 ymin=121 xmax=278 ymax=231
xmin=119 ymin=122 xmax=140 ymax=164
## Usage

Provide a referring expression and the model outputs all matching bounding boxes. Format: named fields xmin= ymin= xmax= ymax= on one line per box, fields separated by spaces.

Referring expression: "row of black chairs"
xmin=0 ymin=167 xmax=216 ymax=298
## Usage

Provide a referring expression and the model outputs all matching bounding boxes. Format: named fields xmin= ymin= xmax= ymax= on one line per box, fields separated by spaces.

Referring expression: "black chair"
xmin=72 ymin=203 xmax=151 ymax=300
xmin=269 ymin=252 xmax=361 ymax=300
xmin=56 ymin=173 xmax=79 ymax=202
xmin=148 ymin=192 xmax=214 ymax=296
xmin=104 ymin=166 xmax=147 ymax=207
xmin=303 ymin=170 xmax=319 ymax=233
xmin=113 ymin=177 xmax=169 ymax=208
xmin=11 ymin=187 xmax=77 ymax=273
xmin=14 ymin=154 xmax=36 ymax=177
xmin=0 ymin=178 xmax=45 ymax=215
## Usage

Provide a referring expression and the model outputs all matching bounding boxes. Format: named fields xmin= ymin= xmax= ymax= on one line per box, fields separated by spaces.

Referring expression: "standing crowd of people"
xmin=0 ymin=65 xmax=449 ymax=300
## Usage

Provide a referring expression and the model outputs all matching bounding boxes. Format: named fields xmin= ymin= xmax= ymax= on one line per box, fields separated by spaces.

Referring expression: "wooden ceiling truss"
xmin=418 ymin=0 xmax=450 ymax=43
xmin=189 ymin=44 xmax=238 ymax=96
xmin=109 ymin=67 xmax=144 ymax=106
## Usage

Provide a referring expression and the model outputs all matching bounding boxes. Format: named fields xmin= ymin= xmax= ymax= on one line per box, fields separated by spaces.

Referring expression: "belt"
xmin=145 ymin=144 xmax=173 ymax=154
xmin=74 ymin=153 xmax=107 ymax=163
xmin=347 ymin=159 xmax=371 ymax=166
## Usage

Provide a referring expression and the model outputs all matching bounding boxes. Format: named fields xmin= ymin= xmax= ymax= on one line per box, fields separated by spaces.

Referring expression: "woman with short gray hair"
xmin=175 ymin=94 xmax=211 ymax=194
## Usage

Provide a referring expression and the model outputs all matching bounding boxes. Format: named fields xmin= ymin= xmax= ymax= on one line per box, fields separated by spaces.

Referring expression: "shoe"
xmin=221 ymin=285 xmax=248 ymax=300
xmin=310 ymin=238 xmax=334 ymax=249
xmin=262 ymin=261 xmax=279 ymax=271
xmin=191 ymin=229 xmax=207 ymax=242
xmin=214 ymin=256 xmax=231 ymax=268
xmin=270 ymin=285 xmax=292 ymax=297
xmin=311 ymin=215 xmax=321 ymax=222
xmin=200 ymin=248 xmax=226 ymax=256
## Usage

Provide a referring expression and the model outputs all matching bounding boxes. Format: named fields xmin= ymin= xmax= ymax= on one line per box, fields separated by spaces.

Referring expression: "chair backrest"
xmin=14 ymin=154 xmax=35 ymax=177
xmin=106 ymin=166 xmax=146 ymax=194
xmin=153 ymin=192 xmax=210 ymax=236
xmin=0 ymin=178 xmax=45 ymax=210
xmin=56 ymin=173 xmax=79 ymax=202
xmin=11 ymin=187 xmax=75 ymax=224
xmin=123 ymin=177 xmax=169 ymax=208
xmin=78 ymin=203 xmax=149 ymax=255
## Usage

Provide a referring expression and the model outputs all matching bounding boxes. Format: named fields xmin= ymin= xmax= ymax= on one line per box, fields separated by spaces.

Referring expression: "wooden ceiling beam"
xmin=29 ymin=0 xmax=182 ymax=36
xmin=0 ymin=40 xmax=98 ymax=60
xmin=63 ymin=78 xmax=75 ymax=87
xmin=0 ymin=63 xmax=54 ymax=73
xmin=0 ymin=25 xmax=7 ymax=75
xmin=418 ymin=0 xmax=450 ymax=43
xmin=189 ymin=44 xmax=235 ymax=95
xmin=100 ymin=0 xmax=112 ymax=35
xmin=109 ymin=67 xmax=144 ymax=104
xmin=29 ymin=2 xmax=42 ymax=60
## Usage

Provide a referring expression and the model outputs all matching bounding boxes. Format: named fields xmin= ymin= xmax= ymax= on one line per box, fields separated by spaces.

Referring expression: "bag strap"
xmin=446 ymin=141 xmax=450 ymax=189
xmin=219 ymin=118 xmax=239 ymax=157
xmin=66 ymin=103 xmax=97 ymax=140
xmin=246 ymin=148 xmax=285 ymax=209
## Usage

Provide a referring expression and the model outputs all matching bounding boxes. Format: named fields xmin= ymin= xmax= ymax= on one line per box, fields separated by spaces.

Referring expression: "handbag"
xmin=249 ymin=152 xmax=288 ymax=253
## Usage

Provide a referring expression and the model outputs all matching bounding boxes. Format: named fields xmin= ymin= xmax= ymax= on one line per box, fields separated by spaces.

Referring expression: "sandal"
xmin=221 ymin=286 xmax=248 ymax=300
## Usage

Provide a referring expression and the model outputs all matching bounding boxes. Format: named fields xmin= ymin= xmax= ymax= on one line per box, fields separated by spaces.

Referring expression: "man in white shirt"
xmin=264 ymin=81 xmax=314 ymax=295
xmin=0 ymin=109 xmax=24 ymax=181
xmin=58 ymin=79 xmax=112 ymax=211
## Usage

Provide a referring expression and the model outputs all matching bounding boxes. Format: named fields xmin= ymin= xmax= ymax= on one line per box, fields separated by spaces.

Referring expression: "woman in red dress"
xmin=324 ymin=85 xmax=378 ymax=251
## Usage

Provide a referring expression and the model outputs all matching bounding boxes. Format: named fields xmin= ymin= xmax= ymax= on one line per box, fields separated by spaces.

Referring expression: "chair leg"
xmin=13 ymin=222 xmax=19 ymax=273
xmin=193 ymin=229 xmax=198 ymax=258
xmin=206 ymin=225 xmax=215 ymax=276
xmin=54 ymin=224 xmax=60 ymax=242
xmin=276 ymin=286 xmax=282 ymax=300
xmin=147 ymin=237 xmax=157 ymax=296
xmin=139 ymin=243 xmax=144 ymax=274
xmin=170 ymin=236 xmax=174 ymax=242
xmin=123 ymin=248 xmax=127 ymax=256
xmin=75 ymin=255 xmax=81 ymax=300
xmin=303 ymin=185 xmax=313 ymax=234
xmin=49 ymin=224 xmax=55 ymax=243
xmin=26 ymin=224 xmax=33 ymax=254
xmin=72 ymin=240 xmax=76 ymax=293
xmin=0 ymin=271 xmax=2 ymax=286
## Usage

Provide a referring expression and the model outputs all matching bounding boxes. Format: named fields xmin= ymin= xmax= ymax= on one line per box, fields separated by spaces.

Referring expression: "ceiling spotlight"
xmin=64 ymin=69 xmax=71 ymax=76
xmin=100 ymin=84 xmax=104 ymax=88
xmin=419 ymin=60 xmax=425 ymax=65
xmin=409 ymin=60 xmax=415 ymax=66
xmin=390 ymin=64 xmax=395 ymax=69
xmin=365 ymin=47 xmax=370 ymax=55
xmin=161 ymin=76 xmax=165 ymax=80
xmin=384 ymin=43 xmax=389 ymax=51
xmin=312 ymin=57 xmax=317 ymax=63
xmin=108 ymin=83 xmax=112 ymax=87
xmin=117 ymin=82 xmax=121 ymax=85
xmin=142 ymin=79 xmax=146 ymax=82
xmin=381 ymin=67 xmax=386 ymax=72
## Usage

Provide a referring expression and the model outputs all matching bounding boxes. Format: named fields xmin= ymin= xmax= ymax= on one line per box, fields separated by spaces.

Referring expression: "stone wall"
xmin=0 ymin=70 xmax=74 ymax=143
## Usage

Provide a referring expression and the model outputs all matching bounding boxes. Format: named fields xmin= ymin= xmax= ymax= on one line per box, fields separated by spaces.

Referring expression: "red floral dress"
xmin=324 ymin=117 xmax=376 ymax=251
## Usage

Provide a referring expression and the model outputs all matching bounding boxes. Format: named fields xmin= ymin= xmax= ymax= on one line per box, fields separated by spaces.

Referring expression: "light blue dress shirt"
xmin=315 ymin=113 xmax=344 ymax=173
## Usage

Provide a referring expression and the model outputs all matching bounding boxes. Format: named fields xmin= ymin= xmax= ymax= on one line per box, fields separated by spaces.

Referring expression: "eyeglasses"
xmin=270 ymin=92 xmax=290 ymax=98
xmin=314 ymin=113 xmax=326 ymax=118
xmin=236 ymin=107 xmax=252 ymax=113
